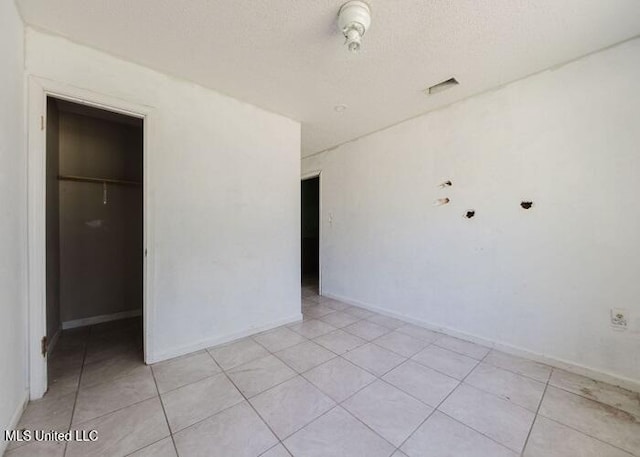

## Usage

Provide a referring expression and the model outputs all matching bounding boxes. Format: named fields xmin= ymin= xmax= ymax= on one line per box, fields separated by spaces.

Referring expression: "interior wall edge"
xmin=46 ymin=327 xmax=61 ymax=356
xmin=0 ymin=388 xmax=29 ymax=455
xmin=322 ymin=290 xmax=640 ymax=393
xmin=147 ymin=313 xmax=303 ymax=365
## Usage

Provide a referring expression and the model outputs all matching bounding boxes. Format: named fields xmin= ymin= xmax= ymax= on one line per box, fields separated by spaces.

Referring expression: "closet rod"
xmin=57 ymin=175 xmax=141 ymax=187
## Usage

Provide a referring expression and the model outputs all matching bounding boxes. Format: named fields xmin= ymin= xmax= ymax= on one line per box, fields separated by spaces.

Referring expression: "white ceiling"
xmin=17 ymin=0 xmax=640 ymax=156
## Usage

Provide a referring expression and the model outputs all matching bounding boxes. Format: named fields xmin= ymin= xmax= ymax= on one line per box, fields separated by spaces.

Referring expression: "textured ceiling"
xmin=17 ymin=0 xmax=640 ymax=156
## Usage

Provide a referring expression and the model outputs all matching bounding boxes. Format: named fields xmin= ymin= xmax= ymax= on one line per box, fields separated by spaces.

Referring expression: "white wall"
xmin=303 ymin=38 xmax=640 ymax=386
xmin=0 ymin=0 xmax=28 ymax=452
xmin=26 ymin=29 xmax=301 ymax=362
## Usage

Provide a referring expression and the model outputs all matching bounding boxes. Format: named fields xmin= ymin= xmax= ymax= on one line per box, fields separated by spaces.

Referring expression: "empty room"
xmin=1 ymin=1 xmax=639 ymax=456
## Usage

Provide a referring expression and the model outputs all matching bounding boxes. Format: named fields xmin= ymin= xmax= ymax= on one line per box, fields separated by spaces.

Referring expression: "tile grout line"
xmin=210 ymin=324 xmax=400 ymax=453
xmin=204 ymin=348 xmax=289 ymax=455
xmin=299 ymin=295 xmax=519 ymax=454
xmin=532 ymin=413 xmax=638 ymax=456
xmin=393 ymin=347 xmax=518 ymax=456
xmin=219 ymin=330 xmax=345 ymax=447
xmin=530 ymin=370 xmax=639 ymax=456
xmin=392 ymin=349 xmax=487 ymax=453
xmin=63 ymin=326 xmax=91 ymax=457
xmin=519 ymin=366 xmax=553 ymax=456
xmin=148 ymin=365 xmax=180 ymax=457
xmin=258 ymin=333 xmax=423 ymax=452
xmin=45 ymin=298 xmax=638 ymax=457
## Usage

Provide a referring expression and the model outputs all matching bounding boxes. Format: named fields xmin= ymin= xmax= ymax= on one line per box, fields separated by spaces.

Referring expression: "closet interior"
xmin=45 ymin=96 xmax=144 ymax=397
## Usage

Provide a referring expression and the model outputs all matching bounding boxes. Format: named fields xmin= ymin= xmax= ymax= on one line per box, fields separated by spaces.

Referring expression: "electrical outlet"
xmin=610 ymin=308 xmax=628 ymax=331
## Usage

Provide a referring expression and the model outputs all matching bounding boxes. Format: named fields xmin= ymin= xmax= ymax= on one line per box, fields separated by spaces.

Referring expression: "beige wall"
xmin=57 ymin=108 xmax=143 ymax=324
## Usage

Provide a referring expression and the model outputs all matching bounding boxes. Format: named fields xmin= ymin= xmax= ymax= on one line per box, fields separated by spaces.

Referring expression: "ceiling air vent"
xmin=426 ymin=77 xmax=459 ymax=95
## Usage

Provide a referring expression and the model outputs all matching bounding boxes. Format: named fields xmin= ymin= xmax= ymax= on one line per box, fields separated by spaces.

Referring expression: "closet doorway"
xmin=44 ymin=96 xmax=144 ymax=398
xmin=301 ymin=174 xmax=321 ymax=294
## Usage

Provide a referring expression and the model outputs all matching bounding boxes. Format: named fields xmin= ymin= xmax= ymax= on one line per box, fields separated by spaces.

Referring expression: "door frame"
xmin=301 ymin=171 xmax=322 ymax=295
xmin=27 ymin=76 xmax=154 ymax=399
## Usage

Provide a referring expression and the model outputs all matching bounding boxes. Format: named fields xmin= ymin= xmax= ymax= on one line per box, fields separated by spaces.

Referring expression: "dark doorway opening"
xmin=45 ymin=96 xmax=144 ymax=397
xmin=301 ymin=176 xmax=319 ymax=292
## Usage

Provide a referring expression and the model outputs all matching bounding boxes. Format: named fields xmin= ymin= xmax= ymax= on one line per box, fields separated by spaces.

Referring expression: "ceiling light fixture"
xmin=338 ymin=1 xmax=371 ymax=53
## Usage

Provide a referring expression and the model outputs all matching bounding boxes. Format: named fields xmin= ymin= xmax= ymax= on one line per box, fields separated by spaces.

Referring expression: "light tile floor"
xmin=5 ymin=283 xmax=640 ymax=457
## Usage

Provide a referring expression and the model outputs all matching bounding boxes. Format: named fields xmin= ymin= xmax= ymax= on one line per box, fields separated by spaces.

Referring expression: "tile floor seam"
xmin=374 ymin=375 xmax=457 ymax=411
xmin=538 ymin=389 xmax=640 ymax=422
xmin=518 ymin=374 xmax=549 ymax=456
xmin=261 ymin=357 xmax=404 ymax=451
xmin=534 ymin=409 xmax=640 ymax=456
xmin=66 ymin=391 xmax=159 ymax=430
xmin=250 ymin=331 xmax=309 ymax=354
xmin=409 ymin=341 xmax=482 ymax=378
xmin=149 ymin=363 xmax=180 ymax=457
xmin=431 ymin=339 xmax=491 ymax=361
xmin=256 ymin=442 xmax=284 ymax=457
xmin=205 ymin=346 xmax=265 ymax=372
xmin=369 ymin=338 xmax=425 ymax=359
xmin=122 ymin=437 xmax=175 ymax=457
xmin=481 ymin=352 xmax=553 ymax=384
xmin=27 ymin=300 xmax=640 ymax=457
xmin=440 ymin=367 xmax=528 ymax=455
xmin=158 ymin=389 xmax=249 ymax=436
xmin=312 ymin=363 xmax=426 ymax=451
xmin=205 ymin=349 xmax=284 ymax=453
xmin=311 ymin=336 xmax=368 ymax=356
xmin=457 ymin=378 xmax=544 ymax=414
xmin=331 ymin=362 xmax=380 ymax=404
xmin=300 ymin=357 xmax=377 ymax=402
xmin=393 ymin=346 xmax=520 ymax=456
xmin=540 ymin=366 xmax=640 ymax=455
xmin=528 ymin=413 xmax=640 ymax=457
xmin=233 ymin=367 xmax=300 ymax=398
xmin=270 ymin=340 xmax=339 ymax=372
xmin=328 ymin=403 xmax=402 ymax=452
xmin=253 ymin=322 xmax=363 ymax=373
xmin=63 ymin=327 xmax=90 ymax=457
xmin=309 ymin=335 xmax=360 ymax=358
xmin=342 ymin=403 xmax=417 ymax=453
xmin=151 ymin=368 xmax=223 ymax=396
xmin=544 ymin=383 xmax=640 ymax=418
xmin=341 ymin=348 xmax=409 ymax=379
xmin=251 ymin=392 xmax=338 ymax=443
xmin=436 ymin=410 xmax=524 ymax=456
xmin=264 ymin=295 xmax=640 ymax=456
xmin=276 ymin=353 xmax=341 ymax=376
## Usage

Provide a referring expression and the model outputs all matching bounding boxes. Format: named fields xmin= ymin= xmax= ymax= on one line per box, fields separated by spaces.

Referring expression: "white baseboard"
xmin=1 ymin=388 xmax=29 ymax=454
xmin=62 ymin=309 xmax=142 ymax=330
xmin=147 ymin=313 xmax=303 ymax=364
xmin=47 ymin=327 xmax=61 ymax=356
xmin=322 ymin=291 xmax=640 ymax=393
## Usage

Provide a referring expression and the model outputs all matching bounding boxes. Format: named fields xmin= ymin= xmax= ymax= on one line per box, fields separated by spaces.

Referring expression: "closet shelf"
xmin=58 ymin=175 xmax=141 ymax=187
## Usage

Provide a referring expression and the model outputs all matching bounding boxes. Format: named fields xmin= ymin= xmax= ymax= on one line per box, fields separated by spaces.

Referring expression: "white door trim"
xmin=301 ymin=171 xmax=322 ymax=295
xmin=27 ymin=76 xmax=155 ymax=399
